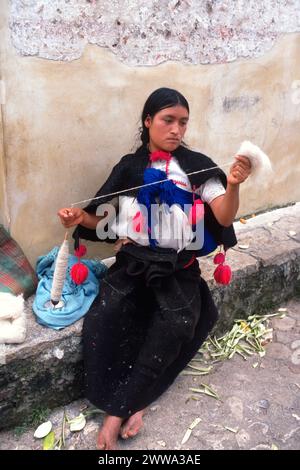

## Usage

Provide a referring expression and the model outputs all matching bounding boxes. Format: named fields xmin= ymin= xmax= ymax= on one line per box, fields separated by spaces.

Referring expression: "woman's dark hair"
xmin=140 ymin=87 xmax=190 ymax=145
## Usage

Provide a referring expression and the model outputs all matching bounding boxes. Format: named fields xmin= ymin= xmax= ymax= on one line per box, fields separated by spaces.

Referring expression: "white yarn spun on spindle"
xmin=50 ymin=239 xmax=69 ymax=303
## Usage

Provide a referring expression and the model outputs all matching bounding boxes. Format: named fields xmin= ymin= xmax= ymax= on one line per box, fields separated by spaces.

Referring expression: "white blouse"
xmin=111 ymin=156 xmax=225 ymax=252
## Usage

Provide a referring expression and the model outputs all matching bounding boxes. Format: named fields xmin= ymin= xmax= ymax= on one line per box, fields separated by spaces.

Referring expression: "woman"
xmin=58 ymin=88 xmax=251 ymax=449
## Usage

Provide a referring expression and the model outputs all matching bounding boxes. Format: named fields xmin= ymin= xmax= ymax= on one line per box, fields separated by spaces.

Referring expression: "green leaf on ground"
xmin=43 ymin=431 xmax=55 ymax=450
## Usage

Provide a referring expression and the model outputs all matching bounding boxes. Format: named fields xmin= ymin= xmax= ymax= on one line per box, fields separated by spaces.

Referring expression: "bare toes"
xmin=121 ymin=421 xmax=143 ymax=439
xmin=97 ymin=434 xmax=107 ymax=450
xmin=127 ymin=427 xmax=139 ymax=438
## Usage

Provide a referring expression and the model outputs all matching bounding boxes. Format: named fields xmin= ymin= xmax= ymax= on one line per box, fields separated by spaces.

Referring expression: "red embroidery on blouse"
xmin=149 ymin=151 xmax=172 ymax=162
xmin=171 ymin=179 xmax=187 ymax=187
xmin=165 ymin=159 xmax=170 ymax=177
xmin=150 ymin=153 xmax=187 ymax=188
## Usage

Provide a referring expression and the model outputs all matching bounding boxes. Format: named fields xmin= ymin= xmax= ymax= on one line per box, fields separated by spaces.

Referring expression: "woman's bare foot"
xmin=97 ymin=415 xmax=123 ymax=450
xmin=120 ymin=409 xmax=146 ymax=439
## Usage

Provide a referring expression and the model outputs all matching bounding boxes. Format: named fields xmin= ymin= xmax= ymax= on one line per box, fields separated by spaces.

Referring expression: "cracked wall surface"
xmin=9 ymin=0 xmax=300 ymax=65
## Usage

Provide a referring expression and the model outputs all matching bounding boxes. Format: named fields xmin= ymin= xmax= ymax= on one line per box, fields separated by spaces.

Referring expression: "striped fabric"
xmin=0 ymin=225 xmax=37 ymax=299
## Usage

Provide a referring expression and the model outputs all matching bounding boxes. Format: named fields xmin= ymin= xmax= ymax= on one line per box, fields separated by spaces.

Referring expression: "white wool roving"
xmin=0 ymin=293 xmax=24 ymax=320
xmin=0 ymin=293 xmax=26 ymax=344
xmin=237 ymin=141 xmax=272 ymax=184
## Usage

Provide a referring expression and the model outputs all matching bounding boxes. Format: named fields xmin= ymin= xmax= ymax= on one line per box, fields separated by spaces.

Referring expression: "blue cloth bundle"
xmin=33 ymin=247 xmax=107 ymax=330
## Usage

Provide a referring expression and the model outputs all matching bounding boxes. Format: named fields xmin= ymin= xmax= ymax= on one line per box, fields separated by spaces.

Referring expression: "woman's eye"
xmin=164 ymin=118 xmax=173 ymax=123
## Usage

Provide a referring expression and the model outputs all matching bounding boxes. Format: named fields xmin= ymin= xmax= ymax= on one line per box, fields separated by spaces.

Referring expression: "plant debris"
xmin=189 ymin=383 xmax=220 ymax=400
xmin=184 ymin=311 xmax=285 ymax=403
xmin=181 ymin=364 xmax=213 ymax=377
xmin=181 ymin=417 xmax=202 ymax=444
xmin=68 ymin=413 xmax=86 ymax=432
xmin=224 ymin=426 xmax=238 ymax=433
xmin=35 ymin=406 xmax=105 ymax=450
xmin=181 ymin=428 xmax=192 ymax=444
xmin=53 ymin=409 xmax=67 ymax=450
xmin=43 ymin=431 xmax=55 ymax=450
xmin=157 ymin=440 xmax=166 ymax=447
xmin=197 ymin=313 xmax=282 ymax=363
xmin=34 ymin=421 xmax=52 ymax=439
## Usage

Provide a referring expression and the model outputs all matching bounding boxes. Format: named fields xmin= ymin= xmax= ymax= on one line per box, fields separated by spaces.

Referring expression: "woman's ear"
xmin=144 ymin=115 xmax=152 ymax=128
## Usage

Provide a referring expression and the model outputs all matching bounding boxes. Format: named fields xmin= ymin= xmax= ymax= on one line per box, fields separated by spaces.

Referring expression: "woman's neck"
xmin=148 ymin=142 xmax=161 ymax=153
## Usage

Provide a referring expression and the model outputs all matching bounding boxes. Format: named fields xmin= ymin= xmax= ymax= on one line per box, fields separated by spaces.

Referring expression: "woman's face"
xmin=145 ymin=105 xmax=189 ymax=153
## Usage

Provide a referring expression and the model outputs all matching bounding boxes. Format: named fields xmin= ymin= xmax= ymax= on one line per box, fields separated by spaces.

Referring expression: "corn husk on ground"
xmin=183 ymin=311 xmax=286 ymax=403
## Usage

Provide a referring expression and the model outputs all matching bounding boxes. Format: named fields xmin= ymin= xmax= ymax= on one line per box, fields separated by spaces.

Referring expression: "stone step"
xmin=1 ymin=203 xmax=300 ymax=430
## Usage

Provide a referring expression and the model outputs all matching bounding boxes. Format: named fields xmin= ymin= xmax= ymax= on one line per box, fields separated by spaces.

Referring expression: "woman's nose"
xmin=170 ymin=123 xmax=180 ymax=135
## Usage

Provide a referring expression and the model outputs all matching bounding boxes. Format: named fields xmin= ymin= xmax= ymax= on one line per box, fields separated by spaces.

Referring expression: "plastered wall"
xmin=1 ymin=1 xmax=300 ymax=264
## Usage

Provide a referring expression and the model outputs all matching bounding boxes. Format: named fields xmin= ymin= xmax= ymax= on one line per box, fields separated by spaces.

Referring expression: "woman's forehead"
xmin=157 ymin=105 xmax=189 ymax=117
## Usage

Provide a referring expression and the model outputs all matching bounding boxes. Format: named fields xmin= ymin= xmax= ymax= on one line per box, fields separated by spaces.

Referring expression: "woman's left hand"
xmin=227 ymin=155 xmax=251 ymax=186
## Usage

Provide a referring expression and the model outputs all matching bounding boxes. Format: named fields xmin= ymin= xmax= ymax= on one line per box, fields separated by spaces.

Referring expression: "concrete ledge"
xmin=1 ymin=203 xmax=300 ymax=430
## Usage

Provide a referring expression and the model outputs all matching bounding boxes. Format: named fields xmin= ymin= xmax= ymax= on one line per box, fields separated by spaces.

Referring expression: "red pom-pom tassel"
xmin=213 ymin=253 xmax=225 ymax=264
xmin=74 ymin=244 xmax=87 ymax=257
xmin=213 ymin=264 xmax=232 ymax=285
xmin=71 ymin=262 xmax=89 ymax=285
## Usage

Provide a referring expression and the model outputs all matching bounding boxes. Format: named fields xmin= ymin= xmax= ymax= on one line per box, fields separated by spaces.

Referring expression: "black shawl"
xmin=73 ymin=145 xmax=237 ymax=252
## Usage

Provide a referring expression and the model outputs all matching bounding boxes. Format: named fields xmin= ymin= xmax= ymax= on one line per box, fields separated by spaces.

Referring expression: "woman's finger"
xmin=232 ymin=160 xmax=250 ymax=172
xmin=58 ymin=208 xmax=74 ymax=219
xmin=235 ymin=155 xmax=251 ymax=168
xmin=233 ymin=167 xmax=250 ymax=180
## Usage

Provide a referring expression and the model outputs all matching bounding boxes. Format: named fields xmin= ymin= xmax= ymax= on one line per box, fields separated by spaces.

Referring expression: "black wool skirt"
xmin=82 ymin=244 xmax=218 ymax=419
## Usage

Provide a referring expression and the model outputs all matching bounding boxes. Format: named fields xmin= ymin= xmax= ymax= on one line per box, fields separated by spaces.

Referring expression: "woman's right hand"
xmin=57 ymin=207 xmax=85 ymax=228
